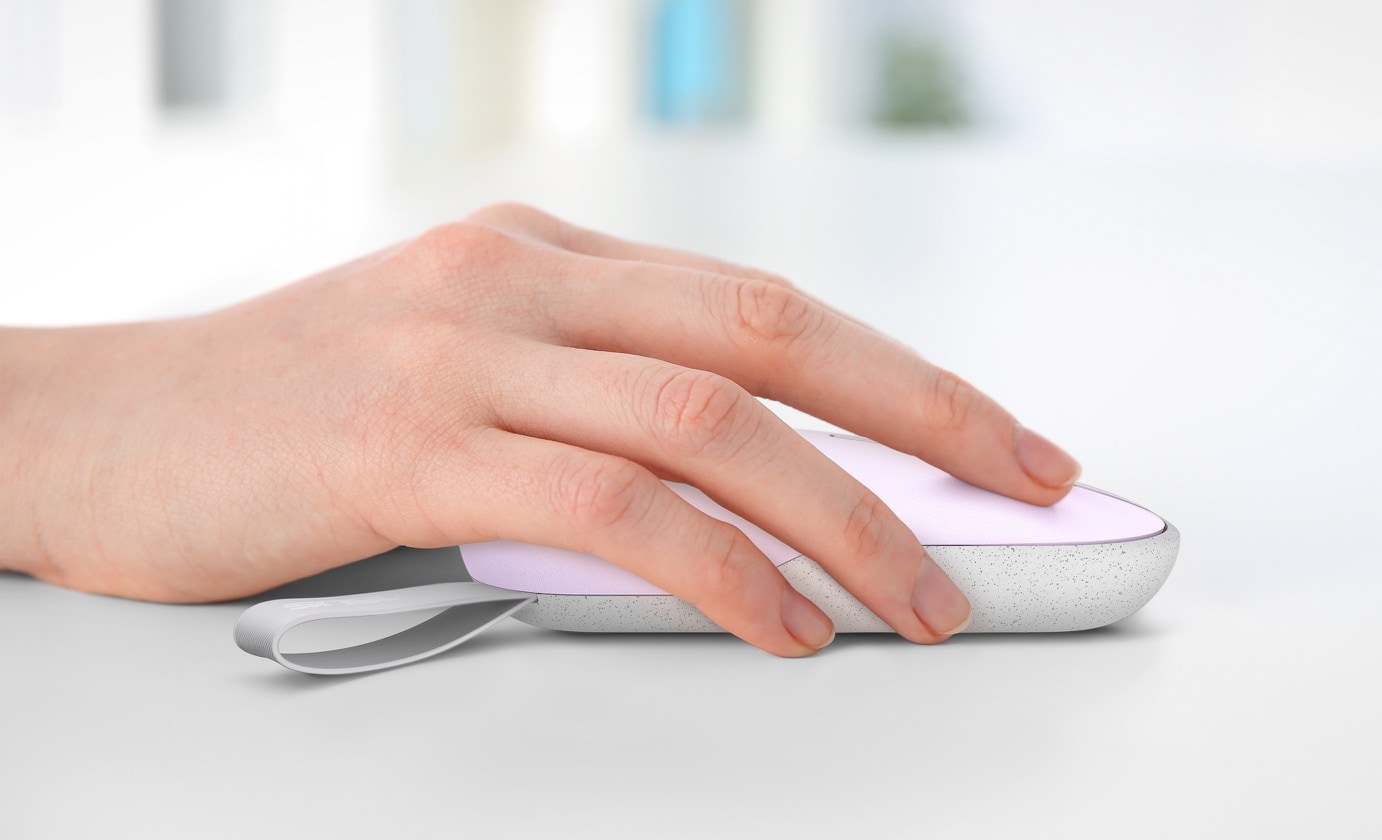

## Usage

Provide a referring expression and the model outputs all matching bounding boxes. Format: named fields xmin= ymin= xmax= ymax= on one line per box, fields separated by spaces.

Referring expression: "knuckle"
xmin=695 ymin=524 xmax=761 ymax=595
xmin=549 ymin=453 xmax=650 ymax=532
xmin=410 ymin=220 xmax=518 ymax=273
xmin=732 ymin=278 xmax=824 ymax=346
xmin=648 ymin=369 xmax=758 ymax=459
xmin=467 ymin=201 xmax=542 ymax=226
xmin=840 ymin=491 xmax=894 ymax=561
xmin=923 ymin=368 xmax=981 ymax=433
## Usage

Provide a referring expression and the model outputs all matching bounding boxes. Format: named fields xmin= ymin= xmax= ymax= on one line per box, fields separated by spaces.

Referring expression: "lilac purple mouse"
xmin=236 ymin=429 xmax=1178 ymax=674
xmin=462 ymin=430 xmax=1177 ymax=633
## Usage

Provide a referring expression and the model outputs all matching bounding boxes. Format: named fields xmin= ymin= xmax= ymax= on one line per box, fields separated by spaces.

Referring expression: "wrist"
xmin=0 ymin=325 xmax=117 ymax=584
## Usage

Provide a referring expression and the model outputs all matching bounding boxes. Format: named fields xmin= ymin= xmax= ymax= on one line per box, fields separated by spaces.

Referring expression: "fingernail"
xmin=1014 ymin=424 xmax=1082 ymax=488
xmin=780 ymin=589 xmax=835 ymax=651
xmin=911 ymin=559 xmax=972 ymax=637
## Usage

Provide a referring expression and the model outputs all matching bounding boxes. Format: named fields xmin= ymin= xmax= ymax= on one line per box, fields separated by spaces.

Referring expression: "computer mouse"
xmin=236 ymin=429 xmax=1178 ymax=674
xmin=461 ymin=429 xmax=1178 ymax=634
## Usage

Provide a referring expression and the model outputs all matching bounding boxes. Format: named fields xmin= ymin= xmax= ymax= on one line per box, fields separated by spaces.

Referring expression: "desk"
xmin=4 ymin=147 xmax=1380 ymax=838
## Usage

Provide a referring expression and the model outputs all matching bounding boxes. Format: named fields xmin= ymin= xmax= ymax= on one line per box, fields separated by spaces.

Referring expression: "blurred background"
xmin=5 ymin=0 xmax=1381 ymax=318
xmin=2 ymin=0 xmax=1381 ymax=607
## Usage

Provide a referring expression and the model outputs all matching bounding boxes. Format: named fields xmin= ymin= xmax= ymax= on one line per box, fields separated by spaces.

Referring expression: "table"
xmin=4 ymin=145 xmax=1380 ymax=838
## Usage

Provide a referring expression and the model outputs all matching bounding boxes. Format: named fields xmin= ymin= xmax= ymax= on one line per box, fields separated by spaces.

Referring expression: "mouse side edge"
xmin=508 ymin=522 xmax=1180 ymax=634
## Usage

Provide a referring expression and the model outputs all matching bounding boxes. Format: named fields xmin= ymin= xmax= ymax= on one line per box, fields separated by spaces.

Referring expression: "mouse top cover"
xmin=462 ymin=430 xmax=1167 ymax=597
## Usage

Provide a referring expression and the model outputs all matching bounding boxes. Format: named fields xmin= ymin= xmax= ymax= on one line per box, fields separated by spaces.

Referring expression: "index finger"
xmin=477 ymin=206 xmax=1081 ymax=503
xmin=551 ymin=259 xmax=1082 ymax=507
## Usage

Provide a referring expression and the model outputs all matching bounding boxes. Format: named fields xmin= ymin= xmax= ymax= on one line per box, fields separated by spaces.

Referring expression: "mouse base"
xmin=511 ymin=524 xmax=1179 ymax=634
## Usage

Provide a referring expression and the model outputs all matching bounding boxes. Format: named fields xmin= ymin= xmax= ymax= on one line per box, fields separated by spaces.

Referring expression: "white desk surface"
xmin=3 ymin=147 xmax=1380 ymax=838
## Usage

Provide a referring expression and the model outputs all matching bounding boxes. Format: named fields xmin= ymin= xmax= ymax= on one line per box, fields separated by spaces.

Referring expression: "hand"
xmin=0 ymin=203 xmax=1080 ymax=656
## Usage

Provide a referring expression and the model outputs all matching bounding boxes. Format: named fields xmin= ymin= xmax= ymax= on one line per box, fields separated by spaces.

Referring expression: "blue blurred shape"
xmin=650 ymin=0 xmax=748 ymax=125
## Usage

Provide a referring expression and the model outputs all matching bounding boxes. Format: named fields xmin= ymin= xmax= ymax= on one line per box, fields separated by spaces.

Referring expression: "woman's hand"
xmin=0 ymin=203 xmax=1080 ymax=656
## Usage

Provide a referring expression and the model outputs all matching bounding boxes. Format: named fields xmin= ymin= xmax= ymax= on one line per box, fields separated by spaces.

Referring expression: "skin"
xmin=0 ymin=203 xmax=1080 ymax=657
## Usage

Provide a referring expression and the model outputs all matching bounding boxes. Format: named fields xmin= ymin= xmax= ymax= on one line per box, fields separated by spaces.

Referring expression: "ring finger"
xmin=489 ymin=343 xmax=973 ymax=642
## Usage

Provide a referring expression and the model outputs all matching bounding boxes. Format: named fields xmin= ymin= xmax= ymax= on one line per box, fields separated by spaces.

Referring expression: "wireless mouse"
xmin=236 ymin=429 xmax=1178 ymax=674
xmin=462 ymin=430 xmax=1177 ymax=633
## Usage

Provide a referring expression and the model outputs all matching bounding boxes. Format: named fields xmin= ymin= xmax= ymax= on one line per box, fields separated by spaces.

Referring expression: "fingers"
xmin=544 ymin=260 xmax=1081 ymax=506
xmin=465 ymin=201 xmax=876 ymax=330
xmin=408 ymin=428 xmax=835 ymax=657
xmin=468 ymin=202 xmax=780 ymax=284
xmin=459 ymin=205 xmax=1079 ymax=503
xmin=488 ymin=346 xmax=971 ymax=643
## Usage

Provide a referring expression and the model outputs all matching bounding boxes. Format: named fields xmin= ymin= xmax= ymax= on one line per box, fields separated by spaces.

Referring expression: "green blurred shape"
xmin=874 ymin=33 xmax=968 ymax=130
